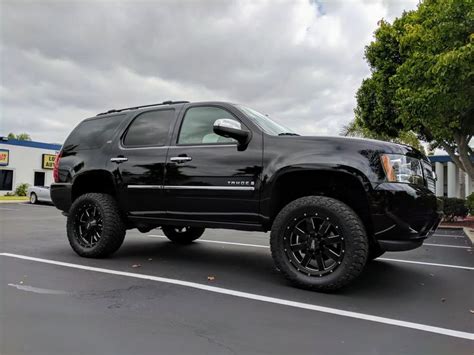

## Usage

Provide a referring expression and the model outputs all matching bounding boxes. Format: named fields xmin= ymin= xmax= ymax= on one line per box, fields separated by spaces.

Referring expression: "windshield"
xmin=236 ymin=105 xmax=299 ymax=136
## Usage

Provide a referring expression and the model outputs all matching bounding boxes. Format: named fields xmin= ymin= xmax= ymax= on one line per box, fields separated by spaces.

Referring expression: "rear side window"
xmin=123 ymin=109 xmax=175 ymax=147
xmin=64 ymin=114 xmax=125 ymax=150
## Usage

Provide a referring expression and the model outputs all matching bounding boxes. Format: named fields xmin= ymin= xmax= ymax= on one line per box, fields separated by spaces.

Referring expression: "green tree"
xmin=7 ymin=132 xmax=32 ymax=141
xmin=355 ymin=0 xmax=474 ymax=179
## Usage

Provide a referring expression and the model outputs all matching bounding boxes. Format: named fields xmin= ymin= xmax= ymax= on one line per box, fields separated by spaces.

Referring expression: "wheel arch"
xmin=71 ymin=170 xmax=117 ymax=203
xmin=266 ymin=167 xmax=374 ymax=239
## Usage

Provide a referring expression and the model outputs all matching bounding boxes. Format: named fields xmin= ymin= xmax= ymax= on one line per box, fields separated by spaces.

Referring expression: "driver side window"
xmin=177 ymin=107 xmax=236 ymax=145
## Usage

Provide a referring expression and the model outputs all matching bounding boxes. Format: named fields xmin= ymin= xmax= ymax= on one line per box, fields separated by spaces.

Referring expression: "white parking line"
xmin=433 ymin=234 xmax=465 ymax=238
xmin=0 ymin=252 xmax=472 ymax=341
xmin=377 ymin=258 xmax=473 ymax=270
xmin=0 ymin=207 xmax=19 ymax=211
xmin=147 ymin=235 xmax=474 ymax=270
xmin=148 ymin=234 xmax=269 ymax=248
xmin=424 ymin=243 xmax=471 ymax=249
xmin=19 ymin=203 xmax=53 ymax=208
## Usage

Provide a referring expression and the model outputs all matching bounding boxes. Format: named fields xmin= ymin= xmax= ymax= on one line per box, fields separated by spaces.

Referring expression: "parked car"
xmin=27 ymin=185 xmax=52 ymax=204
xmin=50 ymin=100 xmax=442 ymax=291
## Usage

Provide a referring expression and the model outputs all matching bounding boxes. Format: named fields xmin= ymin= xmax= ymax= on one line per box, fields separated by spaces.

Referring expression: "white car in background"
xmin=27 ymin=186 xmax=52 ymax=204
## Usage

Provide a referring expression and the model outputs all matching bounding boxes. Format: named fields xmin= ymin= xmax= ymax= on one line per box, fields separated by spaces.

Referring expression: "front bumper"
xmin=370 ymin=183 xmax=442 ymax=252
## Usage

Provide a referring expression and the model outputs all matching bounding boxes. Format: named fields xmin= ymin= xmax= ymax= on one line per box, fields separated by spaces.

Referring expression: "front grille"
xmin=426 ymin=178 xmax=436 ymax=193
xmin=422 ymin=161 xmax=436 ymax=193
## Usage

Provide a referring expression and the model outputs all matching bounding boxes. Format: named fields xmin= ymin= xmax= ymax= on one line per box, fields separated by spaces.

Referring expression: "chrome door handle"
xmin=110 ymin=157 xmax=128 ymax=163
xmin=170 ymin=156 xmax=192 ymax=163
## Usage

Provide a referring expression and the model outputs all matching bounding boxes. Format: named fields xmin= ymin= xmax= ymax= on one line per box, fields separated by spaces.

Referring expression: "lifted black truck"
xmin=51 ymin=100 xmax=441 ymax=291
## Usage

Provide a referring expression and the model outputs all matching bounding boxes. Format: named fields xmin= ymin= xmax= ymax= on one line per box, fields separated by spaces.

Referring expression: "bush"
xmin=441 ymin=197 xmax=468 ymax=222
xmin=467 ymin=193 xmax=474 ymax=215
xmin=14 ymin=183 xmax=29 ymax=197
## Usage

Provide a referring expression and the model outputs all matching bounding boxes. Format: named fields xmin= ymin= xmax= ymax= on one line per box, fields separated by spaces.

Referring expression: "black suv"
xmin=51 ymin=100 xmax=441 ymax=291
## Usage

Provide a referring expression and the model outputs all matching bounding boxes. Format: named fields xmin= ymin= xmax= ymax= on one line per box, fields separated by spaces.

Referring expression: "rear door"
xmin=110 ymin=108 xmax=177 ymax=216
xmin=163 ymin=103 xmax=263 ymax=226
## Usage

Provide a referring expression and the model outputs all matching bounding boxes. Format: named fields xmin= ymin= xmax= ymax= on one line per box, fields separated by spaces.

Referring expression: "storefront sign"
xmin=42 ymin=154 xmax=56 ymax=169
xmin=0 ymin=149 xmax=9 ymax=166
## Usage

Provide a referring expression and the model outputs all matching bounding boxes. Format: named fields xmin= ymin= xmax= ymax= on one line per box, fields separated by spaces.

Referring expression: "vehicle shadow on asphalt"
xmin=109 ymin=239 xmax=429 ymax=297
xmin=348 ymin=261 xmax=427 ymax=295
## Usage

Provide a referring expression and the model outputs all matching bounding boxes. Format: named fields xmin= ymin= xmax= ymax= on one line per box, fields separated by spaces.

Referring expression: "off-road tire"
xmin=162 ymin=226 xmax=205 ymax=244
xmin=67 ymin=193 xmax=126 ymax=258
xmin=270 ymin=196 xmax=369 ymax=291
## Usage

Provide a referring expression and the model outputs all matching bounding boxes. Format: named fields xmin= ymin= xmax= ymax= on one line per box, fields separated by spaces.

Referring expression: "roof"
xmin=97 ymin=100 xmax=190 ymax=116
xmin=93 ymin=100 xmax=236 ymax=119
xmin=428 ymin=155 xmax=474 ymax=163
xmin=0 ymin=138 xmax=61 ymax=151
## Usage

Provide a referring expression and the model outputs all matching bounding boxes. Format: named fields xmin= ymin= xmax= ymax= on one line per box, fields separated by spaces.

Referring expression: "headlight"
xmin=380 ymin=154 xmax=424 ymax=185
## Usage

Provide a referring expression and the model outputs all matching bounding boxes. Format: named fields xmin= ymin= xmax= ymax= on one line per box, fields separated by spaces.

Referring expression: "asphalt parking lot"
xmin=0 ymin=203 xmax=473 ymax=355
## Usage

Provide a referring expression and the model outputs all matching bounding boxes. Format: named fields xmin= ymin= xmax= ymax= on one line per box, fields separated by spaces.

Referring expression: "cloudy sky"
xmin=1 ymin=0 xmax=418 ymax=143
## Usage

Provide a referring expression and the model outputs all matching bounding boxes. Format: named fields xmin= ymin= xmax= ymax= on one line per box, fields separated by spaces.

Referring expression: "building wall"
xmin=431 ymin=157 xmax=473 ymax=198
xmin=0 ymin=142 xmax=60 ymax=195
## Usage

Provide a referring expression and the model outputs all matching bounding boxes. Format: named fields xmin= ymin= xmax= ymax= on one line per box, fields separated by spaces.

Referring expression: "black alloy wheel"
xmin=67 ymin=193 xmax=126 ymax=258
xmin=284 ymin=215 xmax=345 ymax=277
xmin=162 ymin=225 xmax=205 ymax=244
xmin=172 ymin=226 xmax=191 ymax=234
xmin=74 ymin=203 xmax=103 ymax=248
xmin=270 ymin=196 xmax=369 ymax=291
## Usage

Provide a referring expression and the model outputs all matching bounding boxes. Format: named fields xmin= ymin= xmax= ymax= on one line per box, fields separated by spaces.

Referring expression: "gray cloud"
xmin=0 ymin=0 xmax=418 ymax=143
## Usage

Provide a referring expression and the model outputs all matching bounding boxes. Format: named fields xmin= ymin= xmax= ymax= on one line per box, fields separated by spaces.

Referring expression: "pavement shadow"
xmin=114 ymin=238 xmax=431 ymax=298
xmin=341 ymin=260 xmax=429 ymax=296
xmin=117 ymin=238 xmax=282 ymax=279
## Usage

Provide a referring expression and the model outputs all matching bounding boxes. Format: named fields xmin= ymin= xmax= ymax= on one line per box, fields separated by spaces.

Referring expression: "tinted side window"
xmin=64 ymin=114 xmax=125 ymax=150
xmin=123 ymin=109 xmax=175 ymax=147
xmin=178 ymin=107 xmax=236 ymax=145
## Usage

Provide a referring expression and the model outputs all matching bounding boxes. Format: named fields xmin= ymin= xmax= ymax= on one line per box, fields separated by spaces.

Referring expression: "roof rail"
xmin=96 ymin=100 xmax=190 ymax=116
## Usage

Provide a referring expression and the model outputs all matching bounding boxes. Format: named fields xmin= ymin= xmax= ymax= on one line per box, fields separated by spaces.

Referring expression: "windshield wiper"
xmin=278 ymin=132 xmax=300 ymax=136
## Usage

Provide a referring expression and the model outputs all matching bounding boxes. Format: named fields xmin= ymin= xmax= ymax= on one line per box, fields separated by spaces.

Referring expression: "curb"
xmin=438 ymin=225 xmax=463 ymax=230
xmin=463 ymin=227 xmax=474 ymax=244
xmin=0 ymin=200 xmax=28 ymax=204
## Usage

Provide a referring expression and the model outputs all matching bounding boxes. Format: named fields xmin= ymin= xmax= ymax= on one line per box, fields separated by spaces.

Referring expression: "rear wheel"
xmin=67 ymin=193 xmax=126 ymax=258
xmin=270 ymin=196 xmax=369 ymax=291
xmin=30 ymin=193 xmax=37 ymax=204
xmin=162 ymin=226 xmax=205 ymax=244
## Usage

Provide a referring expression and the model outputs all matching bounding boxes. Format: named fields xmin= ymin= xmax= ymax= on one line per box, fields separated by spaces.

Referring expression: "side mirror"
xmin=213 ymin=118 xmax=250 ymax=149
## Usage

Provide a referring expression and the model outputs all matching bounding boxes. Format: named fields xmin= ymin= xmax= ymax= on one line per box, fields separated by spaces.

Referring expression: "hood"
xmin=285 ymin=136 xmax=428 ymax=162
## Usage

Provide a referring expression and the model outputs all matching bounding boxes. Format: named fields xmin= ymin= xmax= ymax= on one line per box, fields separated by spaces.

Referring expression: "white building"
xmin=429 ymin=155 xmax=473 ymax=198
xmin=0 ymin=138 xmax=61 ymax=195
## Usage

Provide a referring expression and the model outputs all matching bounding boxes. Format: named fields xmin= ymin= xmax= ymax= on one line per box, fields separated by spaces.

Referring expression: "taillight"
xmin=53 ymin=152 xmax=62 ymax=182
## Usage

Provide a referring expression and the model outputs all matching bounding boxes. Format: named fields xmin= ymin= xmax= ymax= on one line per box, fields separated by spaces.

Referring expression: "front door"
xmin=164 ymin=104 xmax=263 ymax=226
xmin=110 ymin=108 xmax=176 ymax=216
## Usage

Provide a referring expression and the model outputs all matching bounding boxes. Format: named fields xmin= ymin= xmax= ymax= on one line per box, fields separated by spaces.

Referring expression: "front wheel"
xmin=30 ymin=193 xmax=37 ymax=204
xmin=162 ymin=226 xmax=205 ymax=244
xmin=67 ymin=193 xmax=126 ymax=258
xmin=270 ymin=196 xmax=369 ymax=292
